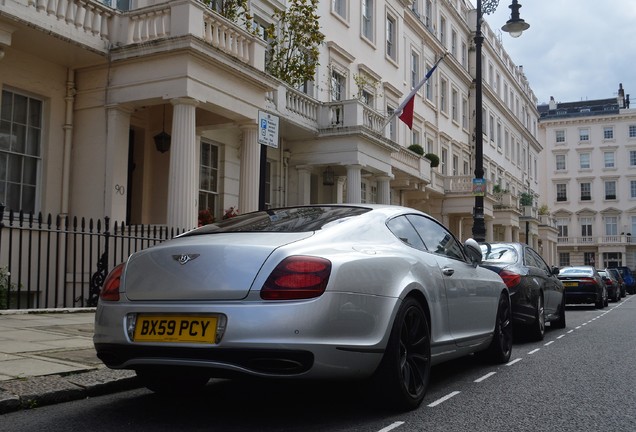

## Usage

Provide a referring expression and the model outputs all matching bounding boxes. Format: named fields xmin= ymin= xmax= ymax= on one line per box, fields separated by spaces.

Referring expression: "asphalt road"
xmin=3 ymin=297 xmax=636 ymax=432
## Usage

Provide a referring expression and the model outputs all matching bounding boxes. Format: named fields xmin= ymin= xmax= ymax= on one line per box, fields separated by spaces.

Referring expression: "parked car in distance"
xmin=480 ymin=242 xmax=566 ymax=341
xmin=558 ymin=266 xmax=607 ymax=309
xmin=606 ymin=268 xmax=626 ymax=298
xmin=598 ymin=269 xmax=621 ymax=302
xmin=615 ymin=266 xmax=636 ymax=294
xmin=93 ymin=205 xmax=512 ymax=411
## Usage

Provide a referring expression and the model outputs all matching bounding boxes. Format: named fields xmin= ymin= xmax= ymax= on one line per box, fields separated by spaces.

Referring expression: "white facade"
xmin=0 ymin=0 xmax=555 ymax=261
xmin=539 ymin=90 xmax=636 ymax=269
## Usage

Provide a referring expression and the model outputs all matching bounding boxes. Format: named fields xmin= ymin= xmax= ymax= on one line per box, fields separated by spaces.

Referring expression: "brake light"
xmin=498 ymin=269 xmax=521 ymax=288
xmin=100 ymin=262 xmax=125 ymax=301
xmin=261 ymin=256 xmax=331 ymax=300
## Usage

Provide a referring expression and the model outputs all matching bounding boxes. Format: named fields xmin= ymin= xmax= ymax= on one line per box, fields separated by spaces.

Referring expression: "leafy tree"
xmin=202 ymin=0 xmax=254 ymax=31
xmin=265 ymin=0 xmax=325 ymax=87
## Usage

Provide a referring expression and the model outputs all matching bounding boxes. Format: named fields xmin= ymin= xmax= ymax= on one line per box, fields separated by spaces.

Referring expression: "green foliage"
xmin=424 ymin=153 xmax=440 ymax=167
xmin=0 ymin=267 xmax=10 ymax=309
xmin=265 ymin=0 xmax=325 ymax=87
xmin=201 ymin=0 xmax=255 ymax=32
xmin=520 ymin=192 xmax=534 ymax=206
xmin=408 ymin=144 xmax=424 ymax=156
xmin=538 ymin=204 xmax=550 ymax=215
xmin=353 ymin=74 xmax=379 ymax=101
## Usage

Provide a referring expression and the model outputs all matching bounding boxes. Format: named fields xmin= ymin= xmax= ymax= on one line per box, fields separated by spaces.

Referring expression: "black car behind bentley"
xmin=480 ymin=242 xmax=566 ymax=340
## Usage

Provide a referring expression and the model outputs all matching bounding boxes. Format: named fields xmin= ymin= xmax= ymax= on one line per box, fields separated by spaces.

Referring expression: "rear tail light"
xmin=100 ymin=262 xmax=125 ymax=301
xmin=498 ymin=269 xmax=521 ymax=288
xmin=580 ymin=277 xmax=596 ymax=284
xmin=261 ymin=256 xmax=331 ymax=300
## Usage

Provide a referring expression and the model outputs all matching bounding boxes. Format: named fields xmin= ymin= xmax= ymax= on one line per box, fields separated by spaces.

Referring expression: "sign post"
xmin=257 ymin=112 xmax=280 ymax=209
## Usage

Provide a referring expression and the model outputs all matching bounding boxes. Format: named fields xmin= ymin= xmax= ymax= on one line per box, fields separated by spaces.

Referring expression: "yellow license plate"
xmin=133 ymin=315 xmax=218 ymax=343
xmin=563 ymin=282 xmax=578 ymax=287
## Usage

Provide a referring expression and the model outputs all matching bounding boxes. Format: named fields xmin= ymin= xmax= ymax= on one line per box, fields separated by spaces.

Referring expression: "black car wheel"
xmin=136 ymin=367 xmax=210 ymax=395
xmin=552 ymin=294 xmax=566 ymax=329
xmin=528 ymin=294 xmax=545 ymax=341
xmin=482 ymin=292 xmax=513 ymax=364
xmin=375 ymin=296 xmax=431 ymax=411
xmin=596 ymin=289 xmax=605 ymax=309
xmin=604 ymin=288 xmax=609 ymax=307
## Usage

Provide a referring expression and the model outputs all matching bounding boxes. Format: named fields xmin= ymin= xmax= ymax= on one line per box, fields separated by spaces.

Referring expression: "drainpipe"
xmin=61 ymin=68 xmax=76 ymax=216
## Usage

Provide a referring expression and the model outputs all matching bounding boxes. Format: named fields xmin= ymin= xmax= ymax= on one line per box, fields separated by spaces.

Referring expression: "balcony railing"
xmin=557 ymin=235 xmax=634 ymax=245
xmin=8 ymin=0 xmax=266 ymax=69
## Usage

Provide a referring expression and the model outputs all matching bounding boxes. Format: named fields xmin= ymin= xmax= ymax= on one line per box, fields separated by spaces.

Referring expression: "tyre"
xmin=136 ymin=367 xmax=210 ymax=395
xmin=604 ymin=288 xmax=609 ymax=307
xmin=552 ymin=294 xmax=566 ymax=329
xmin=374 ymin=296 xmax=431 ymax=411
xmin=528 ymin=293 xmax=545 ymax=341
xmin=482 ymin=292 xmax=513 ymax=364
xmin=614 ymin=288 xmax=621 ymax=302
xmin=596 ymin=289 xmax=604 ymax=309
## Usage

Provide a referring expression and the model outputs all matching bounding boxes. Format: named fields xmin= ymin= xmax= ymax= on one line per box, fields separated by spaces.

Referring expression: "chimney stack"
xmin=549 ymin=96 xmax=557 ymax=110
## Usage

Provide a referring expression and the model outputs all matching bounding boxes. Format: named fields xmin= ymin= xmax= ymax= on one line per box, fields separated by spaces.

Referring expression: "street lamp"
xmin=472 ymin=0 xmax=529 ymax=242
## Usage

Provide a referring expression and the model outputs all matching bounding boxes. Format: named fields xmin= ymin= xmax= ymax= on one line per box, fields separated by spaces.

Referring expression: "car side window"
xmin=406 ymin=214 xmax=465 ymax=261
xmin=526 ymin=248 xmax=549 ymax=273
xmin=386 ymin=216 xmax=426 ymax=250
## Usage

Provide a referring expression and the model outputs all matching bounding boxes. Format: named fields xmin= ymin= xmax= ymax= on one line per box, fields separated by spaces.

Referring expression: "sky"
xmin=481 ymin=0 xmax=636 ymax=106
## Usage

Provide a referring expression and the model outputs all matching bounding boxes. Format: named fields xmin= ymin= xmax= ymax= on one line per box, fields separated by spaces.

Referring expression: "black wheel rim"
xmin=399 ymin=305 xmax=430 ymax=398
xmin=496 ymin=296 xmax=513 ymax=357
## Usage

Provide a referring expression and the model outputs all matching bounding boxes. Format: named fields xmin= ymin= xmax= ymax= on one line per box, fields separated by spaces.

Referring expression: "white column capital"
xmin=170 ymin=97 xmax=200 ymax=108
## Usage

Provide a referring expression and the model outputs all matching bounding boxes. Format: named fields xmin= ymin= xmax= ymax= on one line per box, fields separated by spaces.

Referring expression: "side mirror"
xmin=551 ymin=266 xmax=560 ymax=275
xmin=464 ymin=238 xmax=483 ymax=266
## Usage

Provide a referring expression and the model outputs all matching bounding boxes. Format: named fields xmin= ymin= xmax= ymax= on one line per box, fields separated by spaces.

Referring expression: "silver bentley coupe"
xmin=93 ymin=205 xmax=511 ymax=411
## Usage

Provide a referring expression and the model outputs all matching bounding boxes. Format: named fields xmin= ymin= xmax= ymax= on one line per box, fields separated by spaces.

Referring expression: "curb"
xmin=0 ymin=369 xmax=140 ymax=414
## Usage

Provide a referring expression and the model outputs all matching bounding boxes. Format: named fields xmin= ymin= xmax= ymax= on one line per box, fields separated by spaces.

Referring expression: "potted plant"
xmin=424 ymin=153 xmax=440 ymax=168
xmin=408 ymin=144 xmax=424 ymax=156
xmin=520 ymin=192 xmax=533 ymax=206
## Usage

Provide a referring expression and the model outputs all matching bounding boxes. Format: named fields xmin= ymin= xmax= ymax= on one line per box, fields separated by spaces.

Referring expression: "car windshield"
xmin=183 ymin=206 xmax=371 ymax=235
xmin=480 ymin=244 xmax=518 ymax=264
xmin=559 ymin=267 xmax=593 ymax=276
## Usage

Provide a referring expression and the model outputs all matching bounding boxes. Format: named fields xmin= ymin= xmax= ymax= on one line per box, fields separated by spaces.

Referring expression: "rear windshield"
xmin=480 ymin=244 xmax=518 ymax=264
xmin=183 ymin=206 xmax=370 ymax=235
xmin=559 ymin=267 xmax=593 ymax=276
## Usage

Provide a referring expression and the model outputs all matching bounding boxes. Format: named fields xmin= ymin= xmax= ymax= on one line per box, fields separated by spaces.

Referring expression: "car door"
xmin=525 ymin=247 xmax=561 ymax=314
xmin=406 ymin=215 xmax=499 ymax=346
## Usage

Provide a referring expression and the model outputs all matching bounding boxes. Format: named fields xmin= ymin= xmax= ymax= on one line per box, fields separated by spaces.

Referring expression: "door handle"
xmin=442 ymin=267 xmax=455 ymax=276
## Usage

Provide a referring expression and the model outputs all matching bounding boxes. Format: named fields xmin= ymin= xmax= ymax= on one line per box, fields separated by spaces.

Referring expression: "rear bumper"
xmin=564 ymin=290 xmax=600 ymax=305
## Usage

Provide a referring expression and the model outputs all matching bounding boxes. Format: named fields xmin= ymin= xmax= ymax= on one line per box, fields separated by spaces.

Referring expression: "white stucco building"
xmin=0 ymin=0 xmax=560 ymax=307
xmin=538 ymin=86 xmax=636 ymax=269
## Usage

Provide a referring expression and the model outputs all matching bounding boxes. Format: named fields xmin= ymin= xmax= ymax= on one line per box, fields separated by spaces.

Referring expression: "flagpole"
xmin=383 ymin=52 xmax=448 ymax=129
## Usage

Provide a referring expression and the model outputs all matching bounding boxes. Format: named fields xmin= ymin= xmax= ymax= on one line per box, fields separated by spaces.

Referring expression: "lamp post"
xmin=472 ymin=0 xmax=529 ymax=242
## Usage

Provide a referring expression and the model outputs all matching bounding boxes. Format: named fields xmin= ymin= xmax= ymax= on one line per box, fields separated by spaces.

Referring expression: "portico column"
xmin=296 ymin=166 xmax=311 ymax=205
xmin=167 ymin=98 xmax=198 ymax=230
xmin=504 ymin=225 xmax=513 ymax=242
xmin=486 ymin=219 xmax=494 ymax=242
xmin=345 ymin=165 xmax=362 ymax=203
xmin=104 ymin=105 xmax=131 ymax=222
xmin=336 ymin=176 xmax=346 ymax=204
xmin=376 ymin=175 xmax=391 ymax=204
xmin=239 ymin=124 xmax=260 ymax=213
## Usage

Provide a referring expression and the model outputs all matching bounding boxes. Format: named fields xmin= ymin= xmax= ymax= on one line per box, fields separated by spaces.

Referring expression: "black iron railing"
xmin=0 ymin=206 xmax=186 ymax=310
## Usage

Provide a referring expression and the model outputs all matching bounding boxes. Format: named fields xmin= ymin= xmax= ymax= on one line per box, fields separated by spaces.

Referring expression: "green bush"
xmin=520 ymin=192 xmax=533 ymax=206
xmin=408 ymin=144 xmax=424 ymax=156
xmin=424 ymin=153 xmax=440 ymax=168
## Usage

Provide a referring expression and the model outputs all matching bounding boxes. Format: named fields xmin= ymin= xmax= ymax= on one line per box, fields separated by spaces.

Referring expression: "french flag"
xmin=396 ymin=54 xmax=446 ymax=129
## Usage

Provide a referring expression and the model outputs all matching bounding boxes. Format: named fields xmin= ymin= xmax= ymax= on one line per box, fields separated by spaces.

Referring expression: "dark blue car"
xmin=616 ymin=267 xmax=636 ymax=294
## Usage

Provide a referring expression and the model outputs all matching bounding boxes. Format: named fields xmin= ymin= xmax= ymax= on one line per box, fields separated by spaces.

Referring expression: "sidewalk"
xmin=0 ymin=309 xmax=140 ymax=414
